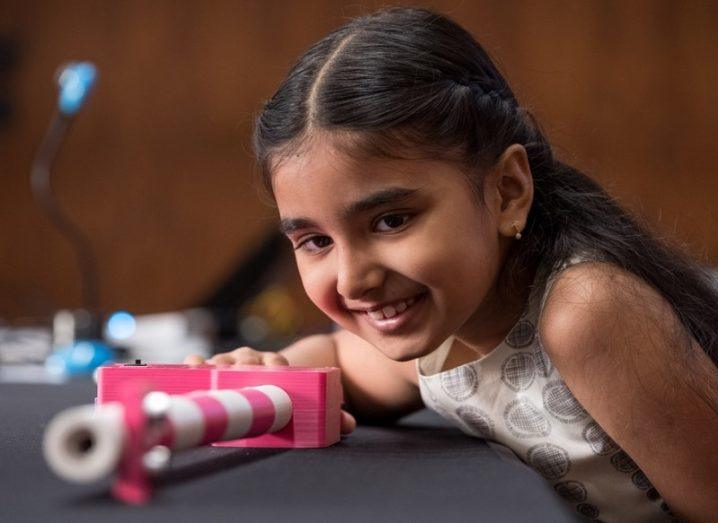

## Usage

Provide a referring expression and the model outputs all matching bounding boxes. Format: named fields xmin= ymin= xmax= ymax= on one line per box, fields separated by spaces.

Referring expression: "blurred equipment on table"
xmin=27 ymin=60 xmax=115 ymax=378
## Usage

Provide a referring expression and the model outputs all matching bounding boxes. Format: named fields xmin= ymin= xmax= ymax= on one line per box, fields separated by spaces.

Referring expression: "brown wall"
xmin=1 ymin=0 xmax=716 ymax=322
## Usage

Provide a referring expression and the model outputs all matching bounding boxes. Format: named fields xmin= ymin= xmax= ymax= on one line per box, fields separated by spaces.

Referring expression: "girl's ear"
xmin=484 ymin=144 xmax=534 ymax=238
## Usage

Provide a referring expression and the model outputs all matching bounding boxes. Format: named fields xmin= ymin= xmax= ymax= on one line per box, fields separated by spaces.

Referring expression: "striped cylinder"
xmin=43 ymin=385 xmax=292 ymax=484
xmin=157 ymin=385 xmax=292 ymax=450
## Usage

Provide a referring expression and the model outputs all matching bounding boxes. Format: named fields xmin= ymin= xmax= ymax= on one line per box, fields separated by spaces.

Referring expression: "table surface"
xmin=0 ymin=379 xmax=578 ymax=523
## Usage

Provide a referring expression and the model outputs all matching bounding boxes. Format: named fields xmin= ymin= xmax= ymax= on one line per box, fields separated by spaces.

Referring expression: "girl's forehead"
xmin=271 ymin=139 xmax=464 ymax=206
xmin=272 ymin=156 xmax=415 ymax=220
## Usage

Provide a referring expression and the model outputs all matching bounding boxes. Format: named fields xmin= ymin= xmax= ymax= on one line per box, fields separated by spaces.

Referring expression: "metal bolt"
xmin=142 ymin=391 xmax=171 ymax=419
xmin=142 ymin=445 xmax=171 ymax=474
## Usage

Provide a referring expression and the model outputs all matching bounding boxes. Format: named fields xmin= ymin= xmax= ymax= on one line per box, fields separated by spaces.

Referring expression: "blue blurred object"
xmin=56 ymin=61 xmax=97 ymax=116
xmin=45 ymin=339 xmax=114 ymax=377
xmin=106 ymin=311 xmax=136 ymax=340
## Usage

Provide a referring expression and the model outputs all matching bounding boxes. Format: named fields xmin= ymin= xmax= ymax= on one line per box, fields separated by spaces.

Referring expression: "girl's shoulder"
xmin=535 ymin=260 xmax=718 ymax=519
xmin=537 ymin=260 xmax=676 ymax=360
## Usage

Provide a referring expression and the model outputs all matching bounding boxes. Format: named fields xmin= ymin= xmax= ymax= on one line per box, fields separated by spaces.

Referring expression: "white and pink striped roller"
xmin=43 ymin=385 xmax=292 ymax=484
xmin=156 ymin=386 xmax=292 ymax=450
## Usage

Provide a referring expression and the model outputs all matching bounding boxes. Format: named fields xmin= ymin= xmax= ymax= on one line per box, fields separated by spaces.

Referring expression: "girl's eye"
xmin=296 ymin=235 xmax=332 ymax=253
xmin=375 ymin=213 xmax=411 ymax=232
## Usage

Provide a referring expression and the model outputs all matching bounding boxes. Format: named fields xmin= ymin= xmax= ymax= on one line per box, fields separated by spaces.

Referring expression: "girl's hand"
xmin=185 ymin=346 xmax=289 ymax=367
xmin=183 ymin=348 xmax=357 ymax=435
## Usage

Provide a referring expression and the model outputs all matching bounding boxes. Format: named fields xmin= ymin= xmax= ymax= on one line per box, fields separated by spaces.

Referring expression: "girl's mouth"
xmin=359 ymin=292 xmax=427 ymax=333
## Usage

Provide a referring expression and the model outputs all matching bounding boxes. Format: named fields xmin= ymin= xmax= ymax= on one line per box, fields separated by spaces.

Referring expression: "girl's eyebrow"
xmin=341 ymin=187 xmax=419 ymax=219
xmin=278 ymin=217 xmax=317 ymax=235
xmin=278 ymin=186 xmax=420 ymax=235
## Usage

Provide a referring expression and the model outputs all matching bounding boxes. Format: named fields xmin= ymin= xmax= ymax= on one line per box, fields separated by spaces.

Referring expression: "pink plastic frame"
xmin=95 ymin=363 xmax=343 ymax=504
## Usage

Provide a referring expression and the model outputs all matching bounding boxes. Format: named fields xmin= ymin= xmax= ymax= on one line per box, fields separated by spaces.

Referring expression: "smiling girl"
xmin=186 ymin=7 xmax=718 ymax=521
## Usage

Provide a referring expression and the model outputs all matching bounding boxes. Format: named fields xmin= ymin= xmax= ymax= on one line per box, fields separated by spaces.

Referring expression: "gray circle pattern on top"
xmin=526 ymin=443 xmax=571 ymax=480
xmin=504 ymin=397 xmax=551 ymax=438
xmin=583 ymin=422 xmax=619 ymax=456
xmin=610 ymin=450 xmax=639 ymax=473
xmin=576 ymin=503 xmax=600 ymax=519
xmin=533 ymin=337 xmax=554 ymax=377
xmin=543 ymin=380 xmax=588 ymax=423
xmin=554 ymin=481 xmax=587 ymax=503
xmin=440 ymin=364 xmax=478 ymax=401
xmin=456 ymin=405 xmax=495 ymax=439
xmin=506 ymin=319 xmax=536 ymax=348
xmin=501 ymin=352 xmax=536 ymax=391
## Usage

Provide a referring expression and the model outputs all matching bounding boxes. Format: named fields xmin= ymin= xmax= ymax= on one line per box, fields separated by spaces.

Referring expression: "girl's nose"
xmin=335 ymin=247 xmax=385 ymax=300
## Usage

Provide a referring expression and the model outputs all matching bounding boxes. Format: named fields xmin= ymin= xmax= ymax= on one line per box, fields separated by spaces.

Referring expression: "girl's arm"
xmin=281 ymin=329 xmax=424 ymax=424
xmin=539 ymin=262 xmax=718 ymax=522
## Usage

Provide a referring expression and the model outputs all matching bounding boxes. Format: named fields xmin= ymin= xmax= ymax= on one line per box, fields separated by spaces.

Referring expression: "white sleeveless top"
xmin=416 ymin=256 xmax=674 ymax=522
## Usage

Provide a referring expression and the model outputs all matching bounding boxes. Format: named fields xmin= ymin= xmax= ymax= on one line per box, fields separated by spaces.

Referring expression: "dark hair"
xmin=253 ymin=7 xmax=718 ymax=365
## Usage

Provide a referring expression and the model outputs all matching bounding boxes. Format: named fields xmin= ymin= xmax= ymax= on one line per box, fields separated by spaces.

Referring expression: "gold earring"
xmin=512 ymin=221 xmax=522 ymax=240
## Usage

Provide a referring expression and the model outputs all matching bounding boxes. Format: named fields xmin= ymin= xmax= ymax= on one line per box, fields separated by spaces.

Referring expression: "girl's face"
xmin=273 ymin=138 xmax=514 ymax=361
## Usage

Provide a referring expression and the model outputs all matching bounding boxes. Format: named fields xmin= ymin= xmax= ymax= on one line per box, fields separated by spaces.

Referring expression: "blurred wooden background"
xmin=1 ymin=0 xmax=716 ymax=322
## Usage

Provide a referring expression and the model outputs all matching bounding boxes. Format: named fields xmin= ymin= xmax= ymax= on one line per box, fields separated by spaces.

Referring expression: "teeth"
xmin=368 ymin=310 xmax=385 ymax=320
xmin=382 ymin=305 xmax=397 ymax=318
xmin=365 ymin=296 xmax=420 ymax=320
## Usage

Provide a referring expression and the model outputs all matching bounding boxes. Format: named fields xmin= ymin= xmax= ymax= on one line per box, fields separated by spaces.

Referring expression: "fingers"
xmin=227 ymin=346 xmax=262 ymax=365
xmin=184 ymin=354 xmax=205 ymax=365
xmin=185 ymin=349 xmax=289 ymax=372
xmin=263 ymin=352 xmax=289 ymax=366
xmin=208 ymin=353 xmax=246 ymax=366
xmin=340 ymin=410 xmax=356 ymax=435
xmin=203 ymin=347 xmax=287 ymax=367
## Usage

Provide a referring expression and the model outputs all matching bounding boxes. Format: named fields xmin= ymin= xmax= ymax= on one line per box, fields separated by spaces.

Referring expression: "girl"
xmin=186 ymin=7 xmax=718 ymax=522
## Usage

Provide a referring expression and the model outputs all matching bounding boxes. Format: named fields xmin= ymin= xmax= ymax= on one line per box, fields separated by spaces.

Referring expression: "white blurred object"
xmin=43 ymin=403 xmax=125 ymax=483
xmin=0 ymin=364 xmax=66 ymax=384
xmin=0 ymin=327 xmax=52 ymax=364
xmin=103 ymin=309 xmax=214 ymax=362
xmin=52 ymin=310 xmax=76 ymax=347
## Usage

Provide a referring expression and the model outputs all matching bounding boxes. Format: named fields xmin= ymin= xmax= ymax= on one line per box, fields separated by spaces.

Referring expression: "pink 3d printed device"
xmin=43 ymin=362 xmax=343 ymax=504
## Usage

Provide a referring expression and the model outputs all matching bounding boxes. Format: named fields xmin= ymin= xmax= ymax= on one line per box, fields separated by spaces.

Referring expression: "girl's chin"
xmin=328 ymin=321 xmax=425 ymax=360
xmin=366 ymin=334 xmax=441 ymax=362
xmin=330 ymin=315 xmax=448 ymax=362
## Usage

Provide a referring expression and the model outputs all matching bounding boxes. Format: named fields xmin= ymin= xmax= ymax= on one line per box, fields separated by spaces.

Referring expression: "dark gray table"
xmin=0 ymin=379 xmax=577 ymax=522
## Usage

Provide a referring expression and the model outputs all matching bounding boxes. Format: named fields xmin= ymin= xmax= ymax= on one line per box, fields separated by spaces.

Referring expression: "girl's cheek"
xmin=386 ymin=239 xmax=451 ymax=287
xmin=297 ymin=262 xmax=343 ymax=317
